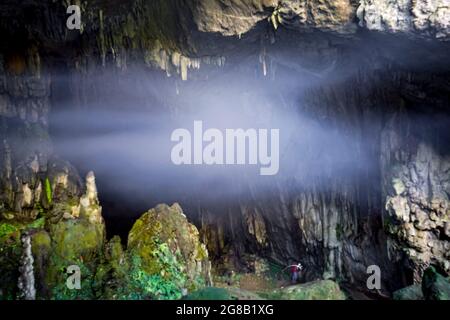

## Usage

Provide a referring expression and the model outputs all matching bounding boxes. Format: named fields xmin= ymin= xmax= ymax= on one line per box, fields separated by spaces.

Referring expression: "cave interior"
xmin=0 ymin=0 xmax=449 ymax=300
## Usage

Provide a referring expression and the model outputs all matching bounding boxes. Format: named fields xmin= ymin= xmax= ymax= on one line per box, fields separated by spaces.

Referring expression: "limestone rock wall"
xmin=0 ymin=0 xmax=448 ymax=298
xmin=195 ymin=67 xmax=450 ymax=291
xmin=382 ymin=118 xmax=450 ymax=282
xmin=0 ymin=48 xmax=84 ymax=220
xmin=1 ymin=0 xmax=449 ymax=86
xmin=357 ymin=0 xmax=450 ymax=39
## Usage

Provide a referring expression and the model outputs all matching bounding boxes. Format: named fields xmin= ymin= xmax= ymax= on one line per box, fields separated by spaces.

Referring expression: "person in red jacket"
xmin=284 ymin=262 xmax=303 ymax=284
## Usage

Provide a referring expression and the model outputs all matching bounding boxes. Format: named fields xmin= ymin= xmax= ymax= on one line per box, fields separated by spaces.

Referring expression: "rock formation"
xmin=17 ymin=232 xmax=36 ymax=300
xmin=128 ymin=203 xmax=212 ymax=294
xmin=0 ymin=0 xmax=449 ymax=300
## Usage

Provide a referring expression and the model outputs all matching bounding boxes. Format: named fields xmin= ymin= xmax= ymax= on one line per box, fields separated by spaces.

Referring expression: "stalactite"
xmin=259 ymin=47 xmax=267 ymax=77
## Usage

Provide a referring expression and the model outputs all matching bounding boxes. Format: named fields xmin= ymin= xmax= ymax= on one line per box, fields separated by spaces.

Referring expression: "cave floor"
xmin=211 ymin=271 xmax=382 ymax=300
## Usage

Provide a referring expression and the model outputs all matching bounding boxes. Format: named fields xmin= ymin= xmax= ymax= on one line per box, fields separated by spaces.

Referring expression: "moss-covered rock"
xmin=268 ymin=280 xmax=347 ymax=300
xmin=44 ymin=216 xmax=105 ymax=299
xmin=422 ymin=267 xmax=450 ymax=300
xmin=393 ymin=284 xmax=423 ymax=300
xmin=0 ymin=217 xmax=46 ymax=299
xmin=184 ymin=287 xmax=264 ymax=300
xmin=0 ymin=222 xmax=22 ymax=299
xmin=95 ymin=236 xmax=132 ymax=300
xmin=31 ymin=230 xmax=51 ymax=298
xmin=34 ymin=171 xmax=106 ymax=300
xmin=127 ymin=203 xmax=211 ymax=299
xmin=393 ymin=267 xmax=450 ymax=300
xmin=184 ymin=287 xmax=232 ymax=300
xmin=2 ymin=194 xmax=213 ymax=299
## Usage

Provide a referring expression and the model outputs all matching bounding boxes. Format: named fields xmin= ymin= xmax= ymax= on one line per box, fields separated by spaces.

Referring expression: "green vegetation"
xmin=393 ymin=284 xmax=423 ymax=300
xmin=41 ymin=218 xmax=104 ymax=300
xmin=0 ymin=217 xmax=47 ymax=300
xmin=184 ymin=287 xmax=264 ymax=300
xmin=49 ymin=258 xmax=97 ymax=300
xmin=267 ymin=280 xmax=347 ymax=300
xmin=422 ymin=266 xmax=450 ymax=300
xmin=184 ymin=287 xmax=232 ymax=300
xmin=127 ymin=248 xmax=187 ymax=300
xmin=45 ymin=177 xmax=52 ymax=205
xmin=127 ymin=204 xmax=209 ymax=296
xmin=0 ymin=223 xmax=19 ymax=241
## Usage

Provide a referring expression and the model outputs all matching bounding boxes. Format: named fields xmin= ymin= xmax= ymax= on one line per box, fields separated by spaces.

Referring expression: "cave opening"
xmin=1 ymin=1 xmax=450 ymax=300
xmin=45 ymin=32 xmax=450 ymax=288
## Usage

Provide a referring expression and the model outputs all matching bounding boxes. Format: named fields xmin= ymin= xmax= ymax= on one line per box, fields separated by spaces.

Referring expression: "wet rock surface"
xmin=270 ymin=280 xmax=346 ymax=300
xmin=393 ymin=266 xmax=450 ymax=300
xmin=0 ymin=1 xmax=449 ymax=300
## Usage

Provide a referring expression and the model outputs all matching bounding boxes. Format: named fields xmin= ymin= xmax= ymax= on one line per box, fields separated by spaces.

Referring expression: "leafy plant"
xmin=49 ymin=258 xmax=96 ymax=300
xmin=0 ymin=223 xmax=19 ymax=241
xmin=126 ymin=243 xmax=188 ymax=300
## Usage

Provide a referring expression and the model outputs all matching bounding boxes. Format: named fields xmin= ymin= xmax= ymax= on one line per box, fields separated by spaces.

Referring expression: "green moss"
xmin=184 ymin=287 xmax=264 ymax=300
xmin=48 ymin=259 xmax=97 ymax=300
xmin=268 ymin=280 xmax=347 ymax=300
xmin=422 ymin=266 xmax=450 ymax=300
xmin=127 ymin=249 xmax=187 ymax=300
xmin=196 ymin=243 xmax=207 ymax=261
xmin=393 ymin=284 xmax=423 ymax=300
xmin=44 ymin=219 xmax=105 ymax=299
xmin=50 ymin=219 xmax=104 ymax=263
xmin=29 ymin=217 xmax=45 ymax=229
xmin=32 ymin=230 xmax=51 ymax=252
xmin=126 ymin=204 xmax=211 ymax=299
xmin=45 ymin=178 xmax=52 ymax=205
xmin=184 ymin=287 xmax=232 ymax=300
xmin=0 ymin=223 xmax=19 ymax=241
xmin=34 ymin=203 xmax=46 ymax=217
xmin=0 ymin=218 xmax=45 ymax=242
xmin=105 ymin=245 xmax=189 ymax=300
xmin=0 ymin=222 xmax=22 ymax=300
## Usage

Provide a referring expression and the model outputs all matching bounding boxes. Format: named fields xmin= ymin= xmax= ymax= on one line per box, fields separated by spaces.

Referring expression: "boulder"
xmin=393 ymin=284 xmax=423 ymax=300
xmin=270 ymin=280 xmax=346 ymax=300
xmin=184 ymin=287 xmax=264 ymax=300
xmin=127 ymin=203 xmax=212 ymax=299
xmin=422 ymin=267 xmax=450 ymax=300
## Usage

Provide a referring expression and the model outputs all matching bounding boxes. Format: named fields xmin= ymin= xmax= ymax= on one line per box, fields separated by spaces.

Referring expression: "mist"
xmin=47 ymin=36 xmax=450 ymax=237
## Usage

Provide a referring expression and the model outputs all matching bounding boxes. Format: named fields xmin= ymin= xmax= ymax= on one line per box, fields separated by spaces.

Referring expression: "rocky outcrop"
xmin=421 ymin=266 xmax=450 ymax=300
xmin=382 ymin=125 xmax=450 ymax=281
xmin=357 ymin=0 xmax=450 ymax=39
xmin=393 ymin=284 xmax=424 ymax=299
xmin=0 ymin=0 xmax=448 ymax=90
xmin=393 ymin=266 xmax=450 ymax=300
xmin=270 ymin=280 xmax=346 ymax=300
xmin=128 ymin=203 xmax=212 ymax=296
xmin=185 ymin=280 xmax=346 ymax=300
xmin=17 ymin=232 xmax=36 ymax=300
xmin=184 ymin=286 xmax=265 ymax=300
xmin=0 ymin=47 xmax=83 ymax=222
xmin=1 ymin=175 xmax=212 ymax=299
xmin=0 ymin=0 xmax=449 ymax=300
